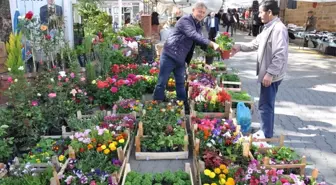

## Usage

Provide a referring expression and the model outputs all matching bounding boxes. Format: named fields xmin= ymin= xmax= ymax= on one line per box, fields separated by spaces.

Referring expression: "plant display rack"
xmin=222 ymin=81 xmax=242 ymax=92
xmin=135 ymin=121 xmax=189 ymax=160
xmin=190 ymin=100 xmax=233 ymax=120
xmin=121 ymin=163 xmax=195 ymax=185
xmin=248 ymin=134 xmax=307 ymax=176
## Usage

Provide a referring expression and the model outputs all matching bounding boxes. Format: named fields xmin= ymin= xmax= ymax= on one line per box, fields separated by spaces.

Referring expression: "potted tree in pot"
xmin=216 ymin=32 xmax=234 ymax=60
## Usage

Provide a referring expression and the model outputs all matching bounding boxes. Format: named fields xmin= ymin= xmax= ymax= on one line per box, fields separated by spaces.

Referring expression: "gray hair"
xmin=193 ymin=2 xmax=208 ymax=9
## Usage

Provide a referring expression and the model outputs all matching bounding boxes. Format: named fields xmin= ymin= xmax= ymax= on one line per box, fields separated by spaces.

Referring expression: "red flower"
xmin=116 ymin=79 xmax=124 ymax=87
xmin=25 ymin=11 xmax=34 ymax=20
xmin=45 ymin=34 xmax=51 ymax=40
xmin=111 ymin=64 xmax=120 ymax=74
xmin=97 ymin=80 xmax=109 ymax=89
xmin=280 ymin=178 xmax=289 ymax=183
xmin=223 ymin=32 xmax=230 ymax=37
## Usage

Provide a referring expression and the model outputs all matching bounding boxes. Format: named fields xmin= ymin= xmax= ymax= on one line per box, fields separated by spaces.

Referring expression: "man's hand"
xmin=262 ymin=73 xmax=273 ymax=87
xmin=231 ymin=44 xmax=241 ymax=56
xmin=210 ymin=41 xmax=220 ymax=51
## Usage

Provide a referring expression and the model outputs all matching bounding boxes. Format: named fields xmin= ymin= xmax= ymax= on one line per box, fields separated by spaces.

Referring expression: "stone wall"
xmin=285 ymin=2 xmax=336 ymax=32
xmin=0 ymin=0 xmax=12 ymax=42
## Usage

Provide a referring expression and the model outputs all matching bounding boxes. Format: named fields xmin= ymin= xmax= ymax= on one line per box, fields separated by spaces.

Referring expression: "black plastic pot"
xmin=205 ymin=56 xmax=214 ymax=65
xmin=161 ymin=146 xmax=168 ymax=152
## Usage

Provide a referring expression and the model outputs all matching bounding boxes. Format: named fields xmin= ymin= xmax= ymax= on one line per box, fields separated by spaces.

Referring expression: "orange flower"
xmin=116 ymin=135 xmax=124 ymax=141
xmin=87 ymin=144 xmax=93 ymax=150
xmin=40 ymin=25 xmax=48 ymax=31
xmin=97 ymin=147 xmax=103 ymax=152
xmin=91 ymin=138 xmax=96 ymax=143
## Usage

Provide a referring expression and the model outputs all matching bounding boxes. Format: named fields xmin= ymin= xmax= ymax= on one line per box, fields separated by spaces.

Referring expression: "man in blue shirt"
xmin=206 ymin=12 xmax=220 ymax=41
xmin=153 ymin=2 xmax=219 ymax=114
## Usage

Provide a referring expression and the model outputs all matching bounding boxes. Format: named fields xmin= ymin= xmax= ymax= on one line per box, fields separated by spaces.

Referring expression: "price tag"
xmin=146 ymin=156 xmax=150 ymax=161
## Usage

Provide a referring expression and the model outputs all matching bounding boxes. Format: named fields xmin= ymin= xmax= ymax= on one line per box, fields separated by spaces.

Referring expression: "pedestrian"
xmin=231 ymin=0 xmax=288 ymax=138
xmin=206 ymin=12 xmax=220 ymax=41
xmin=304 ymin=10 xmax=318 ymax=48
xmin=232 ymin=9 xmax=240 ymax=34
xmin=224 ymin=8 xmax=234 ymax=36
xmin=153 ymin=2 xmax=220 ymax=114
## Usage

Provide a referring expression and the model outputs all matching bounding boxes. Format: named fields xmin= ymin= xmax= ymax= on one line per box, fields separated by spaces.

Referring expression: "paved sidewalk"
xmin=227 ymin=30 xmax=336 ymax=184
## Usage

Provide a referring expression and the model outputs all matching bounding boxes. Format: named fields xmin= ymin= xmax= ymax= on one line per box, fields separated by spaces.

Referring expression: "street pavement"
xmin=129 ymin=28 xmax=336 ymax=184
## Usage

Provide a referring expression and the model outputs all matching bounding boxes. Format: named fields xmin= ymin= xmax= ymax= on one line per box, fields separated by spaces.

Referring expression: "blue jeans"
xmin=259 ymin=80 xmax=282 ymax=138
xmin=153 ymin=53 xmax=186 ymax=102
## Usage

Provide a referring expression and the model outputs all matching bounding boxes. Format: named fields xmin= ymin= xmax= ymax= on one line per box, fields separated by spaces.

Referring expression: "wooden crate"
xmin=248 ymin=135 xmax=307 ymax=176
xmin=68 ymin=129 xmax=132 ymax=184
xmin=190 ymin=100 xmax=233 ymax=120
xmin=135 ymin=121 xmax=189 ymax=160
xmin=121 ymin=163 xmax=194 ymax=185
xmin=222 ymin=81 xmax=242 ymax=92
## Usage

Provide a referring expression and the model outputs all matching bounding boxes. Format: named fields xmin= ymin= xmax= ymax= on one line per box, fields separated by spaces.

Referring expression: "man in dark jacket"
xmin=153 ymin=2 xmax=219 ymax=113
xmin=304 ymin=10 xmax=317 ymax=48
xmin=40 ymin=0 xmax=63 ymax=25
xmin=206 ymin=12 xmax=220 ymax=41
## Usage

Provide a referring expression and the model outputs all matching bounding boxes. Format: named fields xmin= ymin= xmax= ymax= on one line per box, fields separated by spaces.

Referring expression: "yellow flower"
xmin=119 ymin=139 xmax=125 ymax=144
xmin=177 ymin=100 xmax=184 ymax=106
xmin=204 ymin=169 xmax=211 ymax=176
xmin=92 ymin=80 xmax=96 ymax=84
xmin=223 ymin=169 xmax=229 ymax=174
xmin=219 ymin=174 xmax=226 ymax=179
xmin=219 ymin=164 xmax=226 ymax=170
xmin=101 ymin=145 xmax=107 ymax=150
xmin=209 ymin=172 xmax=216 ymax=178
xmin=36 ymin=159 xmax=41 ymax=163
xmin=214 ymin=168 xmax=221 ymax=174
xmin=103 ymin=149 xmax=110 ymax=155
xmin=110 ymin=144 xmax=117 ymax=151
xmin=58 ymin=155 xmax=65 ymax=162
xmin=211 ymin=183 xmax=217 ymax=185
xmin=109 ymin=143 xmax=115 ymax=149
xmin=30 ymin=155 xmax=35 ymax=159
xmin=113 ymin=141 xmax=118 ymax=146
xmin=203 ymin=184 xmax=210 ymax=185
xmin=226 ymin=178 xmax=235 ymax=185
xmin=104 ymin=130 xmax=109 ymax=133
xmin=219 ymin=178 xmax=226 ymax=185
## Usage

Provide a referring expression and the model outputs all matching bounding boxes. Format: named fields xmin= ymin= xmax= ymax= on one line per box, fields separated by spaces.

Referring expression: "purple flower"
xmin=290 ymin=173 xmax=298 ymax=181
xmin=259 ymin=174 xmax=268 ymax=184
xmin=271 ymin=176 xmax=278 ymax=182
xmin=80 ymin=175 xmax=88 ymax=184
xmin=112 ymin=159 xmax=122 ymax=166
xmin=177 ymin=119 xmax=182 ymax=125
xmin=276 ymin=169 xmax=284 ymax=175
xmin=247 ymin=168 xmax=253 ymax=174
xmin=212 ymin=128 xmax=221 ymax=136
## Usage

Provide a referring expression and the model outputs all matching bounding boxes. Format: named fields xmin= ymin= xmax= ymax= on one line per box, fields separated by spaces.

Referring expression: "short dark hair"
xmin=260 ymin=0 xmax=280 ymax=16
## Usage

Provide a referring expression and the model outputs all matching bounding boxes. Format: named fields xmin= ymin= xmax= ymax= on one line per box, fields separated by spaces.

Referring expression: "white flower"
xmin=70 ymin=89 xmax=77 ymax=96
xmin=50 ymin=78 xmax=54 ymax=82
xmin=91 ymin=80 xmax=96 ymax=84
xmin=59 ymin=71 xmax=66 ymax=77
xmin=14 ymin=79 xmax=18 ymax=83
xmin=206 ymin=142 xmax=213 ymax=147
xmin=18 ymin=66 xmax=24 ymax=71
xmin=37 ymin=93 xmax=41 ymax=97
xmin=8 ymin=68 xmax=11 ymax=72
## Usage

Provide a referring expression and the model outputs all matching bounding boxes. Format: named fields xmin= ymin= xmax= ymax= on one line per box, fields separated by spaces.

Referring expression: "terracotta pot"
xmin=220 ymin=50 xmax=231 ymax=60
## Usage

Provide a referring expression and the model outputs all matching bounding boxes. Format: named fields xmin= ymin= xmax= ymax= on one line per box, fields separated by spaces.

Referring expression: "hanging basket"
xmin=220 ymin=50 xmax=231 ymax=60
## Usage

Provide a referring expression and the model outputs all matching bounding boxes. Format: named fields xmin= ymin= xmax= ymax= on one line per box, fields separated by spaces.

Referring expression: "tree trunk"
xmin=0 ymin=0 xmax=12 ymax=42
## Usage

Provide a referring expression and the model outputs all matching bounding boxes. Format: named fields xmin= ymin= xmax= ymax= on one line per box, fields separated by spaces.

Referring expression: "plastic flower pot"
xmin=220 ymin=50 xmax=231 ymax=60
xmin=205 ymin=56 xmax=214 ymax=64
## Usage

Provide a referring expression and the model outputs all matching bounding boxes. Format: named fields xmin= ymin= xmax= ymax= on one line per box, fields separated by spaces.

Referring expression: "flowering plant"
xmin=102 ymin=114 xmax=136 ymax=131
xmin=69 ymin=127 xmax=127 ymax=155
xmin=23 ymin=138 xmax=70 ymax=164
xmin=216 ymin=32 xmax=234 ymax=51
xmin=201 ymin=164 xmax=235 ymax=185
xmin=192 ymin=86 xmax=231 ymax=112
xmin=188 ymin=73 xmax=217 ymax=88
xmin=113 ymin=99 xmax=142 ymax=114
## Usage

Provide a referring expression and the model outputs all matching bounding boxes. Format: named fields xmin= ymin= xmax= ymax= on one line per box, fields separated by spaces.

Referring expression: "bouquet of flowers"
xmin=193 ymin=86 xmax=231 ymax=112
xmin=216 ymin=32 xmax=234 ymax=59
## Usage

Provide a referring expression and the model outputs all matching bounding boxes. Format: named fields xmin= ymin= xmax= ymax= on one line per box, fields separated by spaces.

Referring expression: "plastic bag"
xmin=236 ymin=102 xmax=251 ymax=133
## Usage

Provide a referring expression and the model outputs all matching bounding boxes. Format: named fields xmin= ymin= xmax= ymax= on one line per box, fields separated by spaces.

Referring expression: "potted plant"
xmin=205 ymin=47 xmax=218 ymax=65
xmin=216 ymin=32 xmax=234 ymax=60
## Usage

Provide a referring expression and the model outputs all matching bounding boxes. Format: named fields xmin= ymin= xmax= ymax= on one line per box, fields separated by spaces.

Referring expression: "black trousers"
xmin=252 ymin=25 xmax=260 ymax=37
xmin=208 ymin=27 xmax=217 ymax=41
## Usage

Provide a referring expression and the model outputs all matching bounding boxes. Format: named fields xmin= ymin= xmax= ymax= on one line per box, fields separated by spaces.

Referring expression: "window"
xmin=287 ymin=0 xmax=297 ymax=9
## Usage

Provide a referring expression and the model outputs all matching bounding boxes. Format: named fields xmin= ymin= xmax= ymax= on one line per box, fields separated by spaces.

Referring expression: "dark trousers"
xmin=304 ymin=38 xmax=318 ymax=48
xmin=153 ymin=53 xmax=186 ymax=103
xmin=208 ymin=27 xmax=217 ymax=41
xmin=252 ymin=25 xmax=260 ymax=36
xmin=259 ymin=80 xmax=282 ymax=138
xmin=226 ymin=24 xmax=233 ymax=36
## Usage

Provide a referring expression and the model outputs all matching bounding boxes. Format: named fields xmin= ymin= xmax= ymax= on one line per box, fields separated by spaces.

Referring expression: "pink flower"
xmin=58 ymin=75 xmax=62 ymax=81
xmin=52 ymin=65 xmax=56 ymax=69
xmin=80 ymin=77 xmax=86 ymax=82
xmin=70 ymin=72 xmax=75 ymax=78
xmin=110 ymin=86 xmax=118 ymax=93
xmin=7 ymin=77 xmax=13 ymax=83
xmin=90 ymin=180 xmax=97 ymax=185
xmin=48 ymin=93 xmax=57 ymax=98
xmin=65 ymin=78 xmax=69 ymax=82
xmin=31 ymin=100 xmax=38 ymax=106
